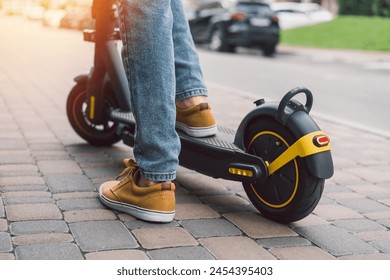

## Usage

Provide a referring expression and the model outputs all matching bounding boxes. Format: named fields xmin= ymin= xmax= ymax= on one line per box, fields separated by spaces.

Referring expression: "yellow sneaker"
xmin=99 ymin=159 xmax=175 ymax=223
xmin=176 ymin=103 xmax=217 ymax=137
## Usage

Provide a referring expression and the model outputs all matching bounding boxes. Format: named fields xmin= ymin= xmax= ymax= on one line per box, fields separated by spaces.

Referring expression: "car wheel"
xmin=262 ymin=44 xmax=276 ymax=56
xmin=209 ymin=28 xmax=234 ymax=53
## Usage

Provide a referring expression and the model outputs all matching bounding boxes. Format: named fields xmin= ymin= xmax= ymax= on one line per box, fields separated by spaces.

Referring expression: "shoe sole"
xmin=99 ymin=184 xmax=175 ymax=223
xmin=176 ymin=122 xmax=217 ymax=138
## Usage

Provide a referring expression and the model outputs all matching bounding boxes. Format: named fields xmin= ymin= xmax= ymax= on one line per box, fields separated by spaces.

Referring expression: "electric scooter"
xmin=66 ymin=0 xmax=334 ymax=223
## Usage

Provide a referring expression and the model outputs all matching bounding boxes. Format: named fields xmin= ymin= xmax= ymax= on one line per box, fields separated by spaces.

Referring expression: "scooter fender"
xmin=74 ymin=74 xmax=89 ymax=84
xmin=234 ymin=97 xmax=334 ymax=180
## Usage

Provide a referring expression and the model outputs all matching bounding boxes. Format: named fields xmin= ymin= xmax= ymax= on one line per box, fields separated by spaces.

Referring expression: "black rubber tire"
xmin=66 ymin=82 xmax=121 ymax=146
xmin=262 ymin=44 xmax=276 ymax=56
xmin=209 ymin=27 xmax=235 ymax=53
xmin=243 ymin=116 xmax=324 ymax=223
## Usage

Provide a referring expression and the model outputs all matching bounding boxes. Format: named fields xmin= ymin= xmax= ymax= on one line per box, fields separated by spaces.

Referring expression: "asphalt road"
xmin=196 ymin=46 xmax=390 ymax=137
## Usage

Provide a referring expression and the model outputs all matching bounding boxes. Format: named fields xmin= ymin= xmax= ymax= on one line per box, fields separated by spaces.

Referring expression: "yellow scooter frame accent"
xmin=267 ymin=131 xmax=331 ymax=176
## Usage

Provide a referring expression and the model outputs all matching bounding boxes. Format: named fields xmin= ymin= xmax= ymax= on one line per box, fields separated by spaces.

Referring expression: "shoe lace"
xmin=116 ymin=159 xmax=138 ymax=180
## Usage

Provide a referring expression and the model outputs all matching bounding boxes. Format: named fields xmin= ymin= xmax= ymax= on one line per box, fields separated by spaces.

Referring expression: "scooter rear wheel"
xmin=243 ymin=117 xmax=324 ymax=223
xmin=66 ymin=82 xmax=121 ymax=146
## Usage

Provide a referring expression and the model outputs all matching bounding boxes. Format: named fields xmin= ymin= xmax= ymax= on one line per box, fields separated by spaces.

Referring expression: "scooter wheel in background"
xmin=66 ymin=82 xmax=121 ymax=146
xmin=243 ymin=116 xmax=324 ymax=223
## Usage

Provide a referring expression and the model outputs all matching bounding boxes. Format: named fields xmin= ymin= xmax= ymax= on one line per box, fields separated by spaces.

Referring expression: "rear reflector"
xmin=313 ymin=135 xmax=330 ymax=147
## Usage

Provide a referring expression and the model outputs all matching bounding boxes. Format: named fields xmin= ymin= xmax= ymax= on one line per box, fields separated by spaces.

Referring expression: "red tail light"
xmin=231 ymin=12 xmax=247 ymax=21
xmin=313 ymin=135 xmax=330 ymax=147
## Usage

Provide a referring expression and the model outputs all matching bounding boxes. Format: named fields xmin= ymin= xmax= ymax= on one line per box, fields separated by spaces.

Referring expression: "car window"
xmin=235 ymin=2 xmax=273 ymax=17
xmin=197 ymin=1 xmax=226 ymax=17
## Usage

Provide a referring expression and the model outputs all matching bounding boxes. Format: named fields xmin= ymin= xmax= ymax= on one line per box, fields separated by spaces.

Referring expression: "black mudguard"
xmin=234 ymin=88 xmax=334 ymax=179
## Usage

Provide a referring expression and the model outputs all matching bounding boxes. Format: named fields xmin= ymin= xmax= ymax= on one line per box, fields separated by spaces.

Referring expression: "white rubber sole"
xmin=99 ymin=184 xmax=175 ymax=223
xmin=176 ymin=122 xmax=217 ymax=138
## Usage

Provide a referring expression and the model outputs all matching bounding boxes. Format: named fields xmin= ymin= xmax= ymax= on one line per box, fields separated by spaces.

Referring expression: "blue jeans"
xmin=118 ymin=0 xmax=208 ymax=181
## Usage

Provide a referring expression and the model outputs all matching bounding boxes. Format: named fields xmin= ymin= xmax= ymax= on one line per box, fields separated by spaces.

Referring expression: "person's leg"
xmin=99 ymin=0 xmax=178 ymax=223
xmin=171 ymin=0 xmax=217 ymax=137
xmin=171 ymin=0 xmax=207 ymax=102
xmin=119 ymin=0 xmax=180 ymax=182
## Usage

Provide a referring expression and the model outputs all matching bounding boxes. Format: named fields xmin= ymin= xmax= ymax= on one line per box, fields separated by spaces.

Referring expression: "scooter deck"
xmin=110 ymin=109 xmax=266 ymax=183
xmin=110 ymin=109 xmax=238 ymax=150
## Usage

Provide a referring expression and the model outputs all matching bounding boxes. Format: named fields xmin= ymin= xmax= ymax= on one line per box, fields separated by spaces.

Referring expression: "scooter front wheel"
xmin=66 ymin=82 xmax=121 ymax=146
xmin=243 ymin=116 xmax=324 ymax=223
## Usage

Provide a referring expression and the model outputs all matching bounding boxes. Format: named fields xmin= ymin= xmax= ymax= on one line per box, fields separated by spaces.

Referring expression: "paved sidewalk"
xmin=1 ymin=16 xmax=390 ymax=260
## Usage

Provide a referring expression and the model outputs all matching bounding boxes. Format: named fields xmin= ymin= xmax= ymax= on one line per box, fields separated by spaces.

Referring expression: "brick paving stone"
xmin=0 ymin=139 xmax=27 ymax=150
xmin=348 ymin=184 xmax=390 ymax=196
xmin=5 ymin=197 xmax=55 ymax=205
xmin=132 ymin=227 xmax=198 ymax=250
xmin=257 ymin=236 xmax=312 ymax=249
xmin=2 ymin=191 xmax=51 ymax=199
xmin=37 ymin=160 xmax=82 ymax=175
xmin=338 ymin=253 xmax=390 ymax=260
xmin=332 ymin=219 xmax=388 ymax=233
xmin=9 ymin=220 xmax=69 ymax=235
xmin=316 ymin=196 xmax=334 ymax=205
xmin=45 ymin=174 xmax=96 ymax=193
xmin=180 ymin=219 xmax=241 ymax=238
xmin=295 ymin=225 xmax=378 ymax=256
xmin=290 ymin=214 xmax=328 ymax=228
xmin=66 ymin=144 xmax=104 ymax=155
xmin=200 ymin=194 xmax=255 ymax=213
xmin=344 ymin=168 xmax=390 ymax=183
xmin=124 ymin=219 xmax=179 ymax=230
xmin=75 ymin=156 xmax=113 ymax=165
xmin=0 ymin=198 xmax=4 ymax=218
xmin=331 ymin=170 xmax=363 ymax=185
xmin=118 ymin=213 xmax=136 ymax=223
xmin=85 ymin=249 xmax=149 ymax=260
xmin=175 ymin=203 xmax=220 ymax=220
xmin=0 ymin=131 xmax=22 ymax=140
xmin=379 ymin=198 xmax=390 ymax=206
xmin=176 ymin=173 xmax=228 ymax=195
xmin=148 ymin=246 xmax=214 ymax=260
xmin=199 ymin=236 xmax=276 ymax=260
xmin=70 ymin=220 xmax=138 ymax=252
xmin=53 ymin=191 xmax=98 ymax=200
xmin=0 ymin=185 xmax=48 ymax=193
xmin=355 ymin=231 xmax=390 ymax=241
xmin=57 ymin=198 xmax=104 ymax=211
xmin=331 ymin=156 xmax=357 ymax=169
xmin=337 ymin=198 xmax=389 ymax=213
xmin=0 ymin=176 xmax=45 ymax=186
xmin=201 ymin=194 xmax=250 ymax=206
xmin=15 ymin=243 xmax=84 ymax=260
xmin=0 ymin=232 xmax=12 ymax=252
xmin=325 ymin=192 xmax=365 ymax=200
xmin=28 ymin=143 xmax=65 ymax=151
xmin=5 ymin=203 xmax=62 ymax=221
xmin=82 ymin=166 xmax=122 ymax=179
xmin=175 ymin=193 xmax=202 ymax=204
xmin=370 ymin=239 xmax=390 ymax=254
xmin=0 ymin=164 xmax=38 ymax=176
xmin=0 ymin=253 xmax=15 ymax=260
xmin=378 ymin=219 xmax=390 ymax=228
xmin=312 ymin=204 xmax=363 ymax=220
xmin=0 ymin=152 xmax=35 ymax=164
xmin=64 ymin=209 xmax=117 ymax=223
xmin=0 ymin=219 xmax=7 ymax=231
xmin=32 ymin=150 xmax=70 ymax=160
xmin=12 ymin=233 xmax=74 ymax=245
xmin=269 ymin=246 xmax=335 ymax=260
xmin=224 ymin=212 xmax=297 ymax=239
xmin=322 ymin=183 xmax=349 ymax=194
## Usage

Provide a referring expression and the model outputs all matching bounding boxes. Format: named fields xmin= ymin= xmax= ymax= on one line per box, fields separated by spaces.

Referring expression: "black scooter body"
xmin=67 ymin=0 xmax=333 ymax=223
